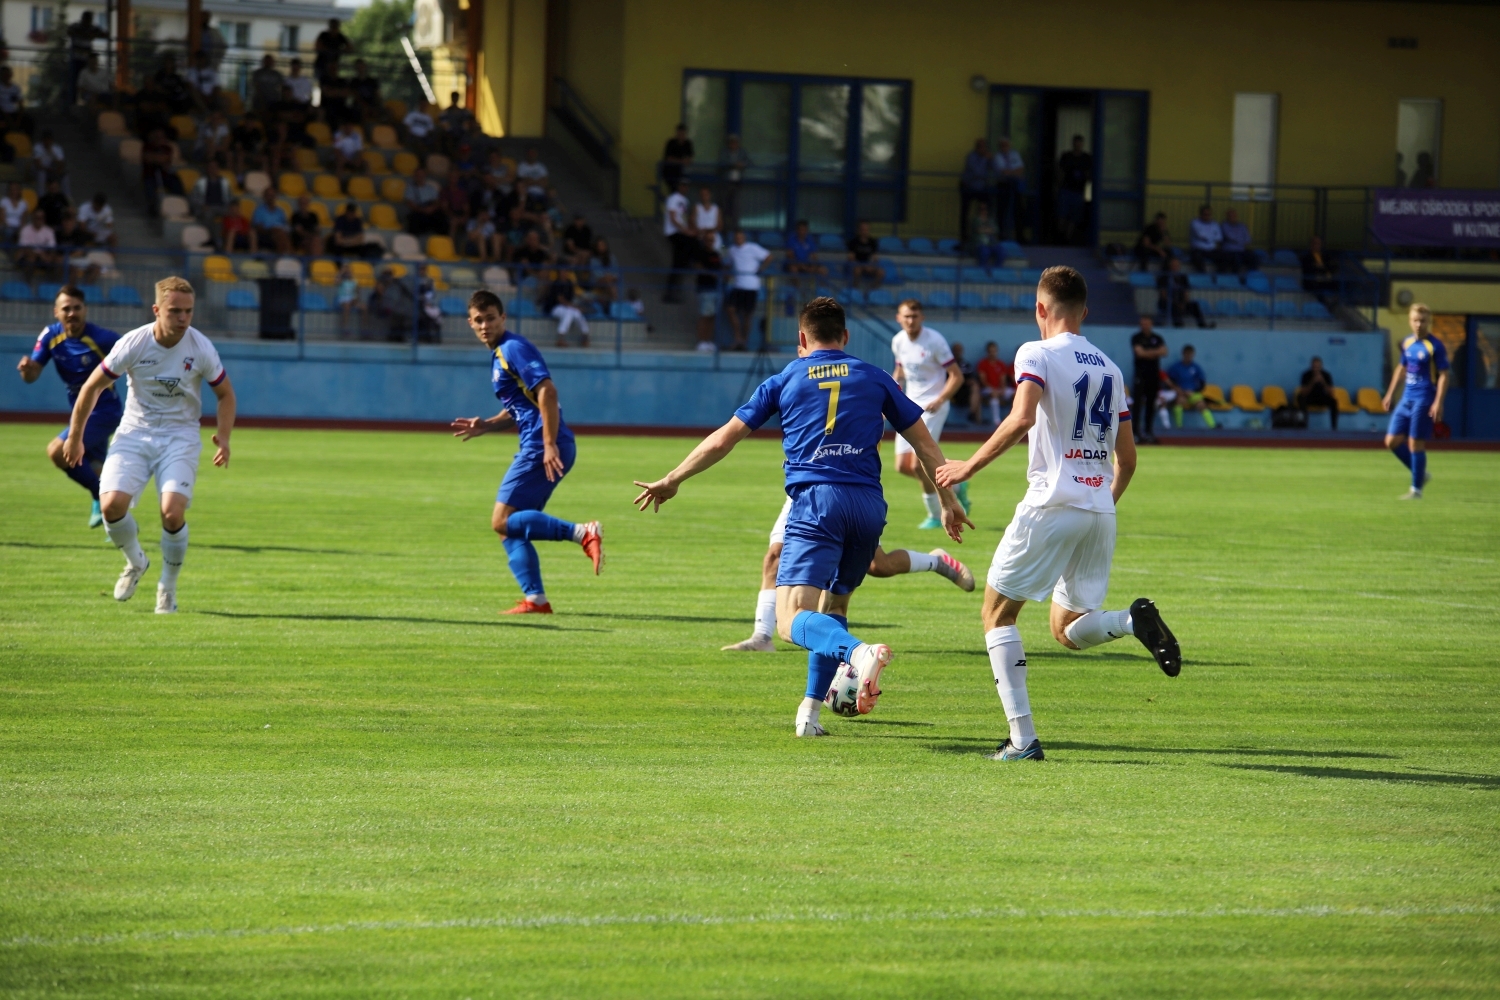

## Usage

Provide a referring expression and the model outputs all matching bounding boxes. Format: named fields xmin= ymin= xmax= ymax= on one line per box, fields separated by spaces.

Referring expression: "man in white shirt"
xmin=403 ymin=103 xmax=435 ymax=152
xmin=17 ymin=210 xmax=58 ymax=279
xmin=723 ymin=228 xmax=769 ymax=350
xmin=1 ymin=181 xmax=30 ymax=241
xmin=332 ymin=122 xmax=364 ymax=176
xmin=892 ymin=299 xmax=966 ymax=527
xmin=936 ymin=266 xmax=1179 ymax=762
xmin=693 ymin=186 xmax=722 ymax=250
xmin=77 ymin=193 xmax=115 ymax=248
xmin=662 ymin=178 xmax=694 ymax=303
xmin=1188 ymin=204 xmax=1223 ymax=272
xmin=63 ymin=276 xmax=237 ymax=613
xmin=76 ymin=53 xmax=112 ymax=106
xmin=286 ymin=58 xmax=314 ymax=104
xmin=34 ymin=131 xmax=67 ymax=194
xmin=516 ymin=147 xmax=549 ymax=201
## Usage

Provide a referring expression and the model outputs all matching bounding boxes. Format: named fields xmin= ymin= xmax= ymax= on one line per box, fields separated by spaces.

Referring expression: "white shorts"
xmin=987 ymin=502 xmax=1116 ymax=612
xmin=100 ymin=431 xmax=202 ymax=506
xmin=892 ymin=401 xmax=949 ymax=457
xmin=768 ymin=495 xmax=793 ymax=546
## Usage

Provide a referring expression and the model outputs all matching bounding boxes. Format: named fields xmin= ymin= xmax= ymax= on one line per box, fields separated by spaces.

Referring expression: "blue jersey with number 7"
xmin=735 ymin=348 xmax=925 ymax=492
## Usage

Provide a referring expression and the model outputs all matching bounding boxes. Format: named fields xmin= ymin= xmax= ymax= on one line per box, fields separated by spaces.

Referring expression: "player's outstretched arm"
xmin=451 ymin=411 xmax=516 ymax=439
xmin=898 ymin=418 xmax=972 ymax=542
xmin=16 ymin=356 xmax=42 ymax=382
xmin=210 ymin=375 xmax=236 ymax=468
xmin=936 ymin=379 xmax=1042 ymax=487
xmin=1111 ymin=428 xmax=1137 ymax=504
xmin=633 ymin=417 xmax=753 ymax=512
xmin=61 ymin=365 xmax=115 ymax=467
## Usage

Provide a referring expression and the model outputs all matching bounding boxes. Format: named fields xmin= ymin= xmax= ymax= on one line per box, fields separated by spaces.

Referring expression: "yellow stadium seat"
xmin=380 ymin=177 xmax=407 ymax=203
xmin=392 ymin=151 xmax=419 ymax=176
xmin=347 ymin=176 xmax=377 ymax=201
xmin=1201 ymin=384 xmax=1233 ymax=411
xmin=309 ymin=259 xmax=339 ymax=286
xmin=1228 ymin=385 xmax=1262 ymax=411
xmin=369 ymin=203 xmax=400 ymax=230
xmin=371 ymin=124 xmax=400 ymax=150
xmin=1356 ymin=387 xmax=1385 ymax=414
xmin=169 ymin=115 xmax=197 ymax=141
xmin=312 ymin=174 xmax=342 ymax=199
xmin=308 ymin=201 xmax=332 ymax=226
xmin=306 ymin=121 xmax=333 ymax=147
xmin=362 ymin=150 xmax=390 ymax=175
xmin=203 ymin=256 xmax=236 ymax=282
xmin=426 ymin=236 xmax=459 ymax=262
xmin=221 ymin=91 xmax=244 ymax=115
xmin=293 ymin=148 xmax=320 ymax=172
xmin=278 ymin=172 xmax=308 ymax=198
xmin=239 ymin=259 xmax=270 ymax=280
xmin=277 ymin=197 xmax=293 ymax=217
xmin=385 ymin=99 xmax=408 ymax=120
xmin=237 ymin=197 xmax=258 ymax=219
xmin=1261 ymin=385 xmax=1289 ymax=410
xmin=1331 ymin=386 xmax=1360 ymax=414
xmin=7 ymin=132 xmax=32 ymax=159
xmin=386 ymin=262 xmax=410 ymax=279
xmin=21 ymin=187 xmax=37 ymax=210
xmin=176 ymin=167 xmax=202 ymax=193
xmin=350 ymin=261 xmax=376 ymax=288
xmin=422 ymin=263 xmax=450 ymax=290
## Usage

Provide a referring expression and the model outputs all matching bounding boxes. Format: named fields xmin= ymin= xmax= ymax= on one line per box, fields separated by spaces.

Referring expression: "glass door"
xmin=1095 ymin=90 xmax=1149 ymax=246
xmin=796 ymin=83 xmax=849 ymax=232
xmin=738 ymin=80 xmax=793 ymax=231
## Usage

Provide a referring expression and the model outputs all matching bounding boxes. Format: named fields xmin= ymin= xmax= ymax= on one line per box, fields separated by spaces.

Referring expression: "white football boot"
xmin=155 ymin=585 xmax=177 ymax=615
xmin=849 ymin=642 xmax=893 ymax=715
xmin=114 ymin=557 xmax=149 ymax=602
xmin=794 ymin=719 xmax=828 ymax=737
xmin=930 ymin=548 xmax=975 ymax=592
xmin=722 ymin=635 xmax=775 ymax=652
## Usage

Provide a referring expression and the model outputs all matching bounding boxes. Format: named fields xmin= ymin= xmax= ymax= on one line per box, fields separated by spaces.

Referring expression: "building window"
xmin=222 ymin=21 xmax=251 ymax=49
xmin=1231 ymin=93 xmax=1279 ymax=199
xmin=280 ymin=25 xmax=300 ymax=53
xmin=30 ymin=5 xmax=54 ymax=34
xmin=1396 ymin=99 xmax=1441 ymax=188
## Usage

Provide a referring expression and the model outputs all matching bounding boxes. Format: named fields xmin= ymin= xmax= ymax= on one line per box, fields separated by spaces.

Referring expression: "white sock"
xmin=986 ymin=625 xmax=1037 ymax=747
xmin=1064 ymin=609 xmax=1134 ymax=650
xmin=159 ymin=523 xmax=188 ymax=589
xmin=752 ymin=588 xmax=777 ymax=639
xmin=903 ymin=550 xmax=938 ymax=573
xmin=921 ymin=493 xmax=942 ymax=520
xmin=104 ymin=512 xmax=148 ymax=570
xmin=796 ymin=696 xmax=821 ymax=727
xmin=570 ymin=523 xmax=586 ymax=543
xmin=527 ymin=591 xmax=547 ymax=605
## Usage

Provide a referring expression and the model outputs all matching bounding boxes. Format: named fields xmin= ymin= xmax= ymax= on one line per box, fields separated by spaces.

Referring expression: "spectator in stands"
xmin=229 ymin=115 xmax=266 ymax=177
xmin=78 ymin=192 xmax=115 ymax=249
xmin=517 ymin=148 xmax=549 ymax=208
xmin=544 ymin=268 xmax=589 ymax=348
xmin=463 ymin=209 xmax=502 ymax=262
xmin=34 ymin=131 xmax=67 ymax=194
xmin=197 ymin=111 xmax=230 ymax=164
xmin=1295 ymin=356 xmax=1340 ymax=430
xmin=185 ymin=52 xmax=221 ymax=114
xmin=271 ymin=84 xmax=316 ymax=172
xmin=191 ymin=161 xmax=233 ymax=230
xmin=286 ymin=59 xmax=314 ymax=105
xmin=1408 ymin=152 xmax=1435 ymax=189
xmin=350 ymin=60 xmax=381 ymax=123
xmin=1301 ymin=235 xmax=1338 ymax=298
xmin=403 ymin=101 xmax=436 ymax=154
xmin=197 ymin=11 xmax=227 ymax=72
xmin=959 ymin=138 xmax=993 ymax=243
xmin=661 ymin=124 xmax=694 ymax=194
xmin=662 ymin=178 xmax=694 ymax=303
xmin=1188 ymin=204 xmax=1223 ymax=273
xmin=76 ymin=53 xmax=112 ymax=109
xmin=250 ymin=188 xmax=291 ymax=254
xmin=511 ymin=229 xmax=552 ymax=280
xmin=152 ymin=54 xmax=193 ymax=115
xmin=369 ymin=268 xmax=415 ymax=341
xmin=336 ymin=263 xmax=364 ymax=338
xmin=1165 ymin=345 xmax=1217 ymax=429
xmin=1219 ymin=208 xmax=1256 ymax=273
xmin=0 ymin=183 xmax=26 ymax=243
xmin=718 ymin=133 xmax=749 ymax=227
xmin=220 ymin=200 xmax=251 ymax=252
xmin=141 ymin=130 xmax=182 ymax=215
xmin=290 ymin=195 xmax=323 ymax=257
xmin=785 ymin=219 xmax=826 ymax=279
xmin=332 ymin=121 xmax=365 ymax=178
xmin=56 ymin=209 xmax=89 ymax=258
xmin=848 ymin=219 xmax=882 ymax=288
xmin=0 ymin=67 xmax=31 ymax=137
xmin=970 ymin=201 xmax=1001 ymax=267
xmin=1157 ymin=257 xmax=1214 ymax=328
xmin=1140 ymin=210 xmax=1181 ymax=270
xmin=66 ymin=11 xmax=108 ymax=104
xmin=250 ymin=55 xmax=284 ymax=114
xmin=314 ymin=19 xmax=353 ymax=85
xmin=976 ymin=340 xmax=1014 ymax=426
xmin=17 ymin=210 xmax=58 ymax=281
xmin=331 ymin=202 xmax=377 ymax=259
xmin=38 ymin=179 xmax=69 ymax=228
xmin=992 ymin=136 xmax=1025 ymax=239
xmin=440 ymin=169 xmax=471 ymax=243
xmin=694 ymin=186 xmax=722 ymax=250
xmin=404 ymin=167 xmax=446 ymax=236
xmin=1129 ymin=315 xmax=1167 ymax=444
xmin=724 ymin=228 xmax=769 ymax=351
xmin=586 ymin=236 xmax=619 ymax=306
xmin=562 ymin=214 xmax=593 ymax=256
xmin=693 ymin=237 xmax=724 ymax=351
xmin=949 ymin=342 xmax=980 ymax=424
xmin=440 ymin=93 xmax=474 ymax=149
xmin=1056 ymin=134 xmax=1092 ymax=245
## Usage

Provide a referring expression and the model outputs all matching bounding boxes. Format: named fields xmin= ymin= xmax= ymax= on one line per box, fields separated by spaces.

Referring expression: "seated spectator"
xmin=847 ymin=219 xmax=882 ymax=286
xmin=1188 ymin=204 xmax=1223 ymax=272
xmin=562 ymin=214 xmax=593 ymax=256
xmin=0 ymin=66 xmax=32 ymax=136
xmin=37 ymin=179 xmax=69 ymax=228
xmin=1296 ymin=356 xmax=1340 ymax=430
xmin=336 ymin=263 xmax=363 ymax=338
xmin=152 ymin=54 xmax=193 ymax=115
xmin=0 ymin=183 xmax=28 ymax=242
xmin=547 ymin=270 xmax=589 ymax=348
xmin=350 ymin=59 xmax=381 ymax=122
xmin=694 ymin=237 xmax=724 ymax=351
xmin=724 ymin=228 xmax=769 ymax=351
xmin=1135 ymin=211 xmax=1171 ymax=270
xmin=34 ymin=131 xmax=67 ymax=193
xmin=314 ymin=18 xmax=352 ymax=86
xmin=1219 ymin=208 xmax=1257 ymax=273
xmin=319 ymin=73 xmax=357 ymax=131
xmin=250 ymin=54 xmax=284 ymax=114
xmin=969 ymin=202 xmax=1001 ymax=268
xmin=220 ymin=200 xmax=251 ymax=251
xmin=185 ymin=52 xmax=221 ymax=113
xmin=286 ymin=58 xmax=314 ymax=105
xmin=57 ymin=211 xmax=92 ymax=278
xmin=141 ymin=129 xmax=183 ymax=214
xmin=517 ymin=147 xmax=549 ymax=209
xmin=976 ymin=340 xmax=1014 ymax=425
xmin=332 ymin=121 xmax=364 ymax=177
xmin=693 ymin=186 xmax=722 ymax=250
xmin=250 ymin=188 xmax=290 ymax=254
xmin=784 ymin=219 xmax=826 ymax=277
xmin=77 ymin=53 xmax=113 ymax=108
xmin=404 ymin=167 xmax=447 ymax=236
xmin=626 ymin=288 xmax=647 ymax=325
xmin=290 ymin=194 xmax=323 ymax=256
xmin=1302 ymin=235 xmax=1338 ymax=297
xmin=329 ymin=201 xmax=375 ymax=259
xmin=78 ymin=192 xmax=115 ymax=249
xmin=1165 ymin=345 xmax=1217 ymax=429
xmin=197 ymin=111 xmax=230 ymax=164
xmin=441 ymin=170 xmax=472 ymax=242
xmin=585 ymin=236 xmax=618 ymax=305
xmin=229 ymin=116 xmax=265 ymax=176
xmin=17 ymin=210 xmax=59 ymax=280
xmin=510 ymin=229 xmax=551 ymax=280
xmin=190 ymin=161 xmax=233 ymax=226
xmin=661 ymin=123 xmax=694 ymax=193
xmin=368 ymin=267 xmax=415 ymax=341
xmin=403 ymin=101 xmax=436 ymax=153
xmin=949 ymin=341 xmax=980 ymax=423
xmin=1157 ymin=257 xmax=1215 ymax=329
xmin=268 ymin=85 xmax=313 ymax=173
xmin=464 ymin=209 xmax=502 ymax=261
xmin=439 ymin=92 xmax=474 ymax=148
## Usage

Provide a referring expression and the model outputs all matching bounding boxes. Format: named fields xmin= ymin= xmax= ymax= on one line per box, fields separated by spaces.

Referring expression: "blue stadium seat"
xmin=76 ymin=284 xmax=104 ymax=303
xmin=1 ymin=281 xmax=33 ymax=301
xmin=817 ymin=232 xmax=844 ymax=252
xmin=877 ymin=236 xmax=905 ymax=254
xmin=1001 ymin=240 xmax=1025 ymax=259
xmin=936 ymin=238 xmax=960 ymax=255
xmin=960 ymin=266 xmax=990 ymax=284
xmin=1272 ymin=275 xmax=1301 ymax=292
xmin=1244 ymin=271 xmax=1270 ymax=293
xmin=1019 ymin=268 xmax=1044 ymax=283
xmin=928 ymin=266 xmax=957 ymax=284
xmin=107 ymin=285 xmax=143 ymax=307
xmin=1213 ymin=274 xmax=1242 ymax=289
xmin=867 ymin=288 xmax=895 ymax=307
xmin=608 ymin=301 xmax=642 ymax=321
xmin=1301 ymin=300 xmax=1332 ymax=320
xmin=906 ymin=236 xmax=935 ymax=255
xmin=757 ymin=231 xmax=785 ymax=250
xmin=1241 ymin=298 xmax=1270 ymax=318
xmin=299 ymin=289 xmax=331 ymax=312
xmin=38 ymin=283 xmax=62 ymax=302
xmin=1128 ymin=271 xmax=1157 ymax=288
xmin=1187 ymin=273 xmax=1213 ymax=290
xmin=513 ymin=298 xmax=541 ymax=318
xmin=1272 ymin=249 xmax=1300 ymax=268
xmin=225 ymin=289 xmax=258 ymax=310
xmin=438 ymin=295 xmax=467 ymax=316
xmin=1018 ymin=292 xmax=1037 ymax=311
xmin=987 ymin=291 xmax=1013 ymax=310
xmin=879 ymin=264 xmax=901 ymax=285
xmin=815 ymin=286 xmax=839 ymax=301
xmin=1214 ymin=298 xmax=1240 ymax=317
xmin=958 ymin=291 xmax=984 ymax=310
xmin=903 ymin=265 xmax=931 ymax=282
xmin=1273 ymin=299 xmax=1299 ymax=318
xmin=845 ymin=288 xmax=866 ymax=306
xmin=927 ymin=290 xmax=955 ymax=309
xmin=993 ymin=267 xmax=1022 ymax=283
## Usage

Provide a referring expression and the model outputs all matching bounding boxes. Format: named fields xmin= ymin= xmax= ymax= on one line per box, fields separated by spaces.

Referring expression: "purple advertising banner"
xmin=1372 ymin=188 xmax=1500 ymax=247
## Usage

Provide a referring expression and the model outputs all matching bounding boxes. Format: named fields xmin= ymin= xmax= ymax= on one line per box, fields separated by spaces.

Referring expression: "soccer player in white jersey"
xmin=937 ymin=266 xmax=1180 ymax=761
xmin=64 ymin=276 xmax=237 ymax=613
xmin=892 ymin=300 xmax=968 ymax=528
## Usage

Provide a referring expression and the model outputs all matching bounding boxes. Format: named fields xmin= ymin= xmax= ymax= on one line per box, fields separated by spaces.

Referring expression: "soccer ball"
xmin=823 ymin=661 xmax=862 ymax=717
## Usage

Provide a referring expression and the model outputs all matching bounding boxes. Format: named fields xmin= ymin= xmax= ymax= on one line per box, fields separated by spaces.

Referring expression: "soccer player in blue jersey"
xmin=451 ymin=290 xmax=603 ymax=614
xmin=634 ymin=297 xmax=970 ymax=736
xmin=1381 ymin=303 xmax=1449 ymax=499
xmin=15 ymin=286 xmax=122 ymax=527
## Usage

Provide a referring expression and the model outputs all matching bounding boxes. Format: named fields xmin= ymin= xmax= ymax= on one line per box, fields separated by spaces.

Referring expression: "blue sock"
xmin=505 ymin=510 xmax=576 ymax=543
xmin=1412 ymin=450 xmax=1426 ymax=490
xmin=790 ymin=610 xmax=861 ymax=662
xmin=64 ymin=460 xmax=101 ymax=499
xmin=803 ymin=615 xmax=848 ymax=700
xmin=502 ymin=537 xmax=544 ymax=597
xmin=1391 ymin=442 xmax=1412 ymax=470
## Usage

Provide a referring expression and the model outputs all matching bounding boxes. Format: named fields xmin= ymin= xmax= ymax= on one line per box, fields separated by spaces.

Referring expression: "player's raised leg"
xmin=867 ymin=545 xmax=974 ymax=592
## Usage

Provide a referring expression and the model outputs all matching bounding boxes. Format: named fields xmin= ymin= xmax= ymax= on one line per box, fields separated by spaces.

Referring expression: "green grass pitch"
xmin=1 ymin=423 xmax=1498 ymax=998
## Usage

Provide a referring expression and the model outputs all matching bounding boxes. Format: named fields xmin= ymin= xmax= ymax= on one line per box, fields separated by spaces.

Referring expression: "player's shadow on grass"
xmin=0 ymin=540 xmax=372 ymax=557
xmin=1049 ymin=741 xmax=1397 ymax=761
xmin=566 ymin=611 xmax=897 ymax=629
xmin=1226 ymin=763 xmax=1500 ymax=789
xmin=193 ymin=610 xmax=609 ymax=632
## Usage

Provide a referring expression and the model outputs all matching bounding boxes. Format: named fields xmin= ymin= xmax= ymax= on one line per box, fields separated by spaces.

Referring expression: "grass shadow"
xmin=192 ymin=610 xmax=610 ymax=632
xmin=843 ymin=718 xmax=935 ymax=728
xmin=1049 ymin=741 xmax=1397 ymax=760
xmin=1225 ymin=763 xmax=1500 ymax=788
xmin=0 ymin=540 xmax=375 ymax=557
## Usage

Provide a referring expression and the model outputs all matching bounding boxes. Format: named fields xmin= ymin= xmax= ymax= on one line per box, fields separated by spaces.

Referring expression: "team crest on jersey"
xmin=183 ymin=356 xmax=194 ymax=370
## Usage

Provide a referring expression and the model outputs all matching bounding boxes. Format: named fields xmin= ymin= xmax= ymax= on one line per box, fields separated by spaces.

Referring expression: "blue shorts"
xmin=1387 ymin=393 xmax=1435 ymax=441
xmin=58 ymin=405 xmax=120 ymax=466
xmin=496 ymin=436 xmax=577 ymax=510
xmin=776 ymin=483 xmax=887 ymax=596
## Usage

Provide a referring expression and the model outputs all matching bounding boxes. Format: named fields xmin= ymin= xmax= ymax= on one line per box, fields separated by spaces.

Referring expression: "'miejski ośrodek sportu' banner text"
xmin=1371 ymin=189 xmax=1500 ymax=247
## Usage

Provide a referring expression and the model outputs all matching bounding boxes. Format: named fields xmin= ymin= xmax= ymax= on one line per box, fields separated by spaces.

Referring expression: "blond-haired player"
xmin=65 ymin=276 xmax=237 ymax=613
xmin=1380 ymin=303 xmax=1449 ymax=499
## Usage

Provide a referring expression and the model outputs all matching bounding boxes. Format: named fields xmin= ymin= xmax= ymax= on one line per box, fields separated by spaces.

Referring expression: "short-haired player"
xmin=892 ymin=299 xmax=970 ymax=527
xmin=15 ymin=286 xmax=122 ymax=527
xmin=1381 ymin=303 xmax=1449 ymax=499
xmin=636 ymin=297 xmax=970 ymax=736
xmin=64 ymin=277 xmax=237 ymax=613
xmin=451 ymin=290 xmax=603 ymax=613
xmin=937 ymin=266 xmax=1180 ymax=761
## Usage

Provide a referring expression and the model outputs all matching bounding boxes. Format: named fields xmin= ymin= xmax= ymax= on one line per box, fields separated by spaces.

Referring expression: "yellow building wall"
xmin=477 ymin=0 xmax=549 ymax=138
xmin=599 ymin=0 xmax=1500 ymax=217
xmin=558 ymin=0 xmax=624 ymax=140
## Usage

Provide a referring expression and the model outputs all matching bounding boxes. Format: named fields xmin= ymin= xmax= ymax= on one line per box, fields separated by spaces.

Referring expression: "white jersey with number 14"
xmin=1013 ymin=332 xmax=1129 ymax=514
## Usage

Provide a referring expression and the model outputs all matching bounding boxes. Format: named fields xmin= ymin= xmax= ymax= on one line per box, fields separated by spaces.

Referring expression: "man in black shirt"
xmin=38 ymin=180 xmax=70 ymax=228
xmin=1130 ymin=315 xmax=1168 ymax=443
xmin=350 ymin=59 xmax=381 ymax=121
xmin=562 ymin=214 xmax=594 ymax=256
xmin=1135 ymin=212 xmax=1171 ymax=270
xmin=1056 ymin=134 xmax=1092 ymax=245
xmin=846 ymin=219 xmax=881 ymax=289
xmin=314 ymin=19 xmax=352 ymax=85
xmin=1295 ymin=356 xmax=1340 ymax=430
xmin=289 ymin=195 xmax=323 ymax=256
xmin=661 ymin=124 xmax=694 ymax=193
